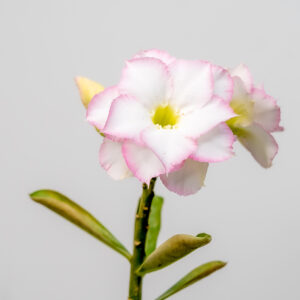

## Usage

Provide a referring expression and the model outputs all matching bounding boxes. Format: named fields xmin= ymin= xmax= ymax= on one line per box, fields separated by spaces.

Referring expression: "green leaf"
xmin=137 ymin=233 xmax=211 ymax=275
xmin=145 ymin=195 xmax=164 ymax=257
xmin=30 ymin=189 xmax=131 ymax=261
xmin=155 ymin=261 xmax=226 ymax=300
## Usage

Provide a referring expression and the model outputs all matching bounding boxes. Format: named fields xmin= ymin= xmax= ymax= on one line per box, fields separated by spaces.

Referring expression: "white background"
xmin=0 ymin=0 xmax=299 ymax=299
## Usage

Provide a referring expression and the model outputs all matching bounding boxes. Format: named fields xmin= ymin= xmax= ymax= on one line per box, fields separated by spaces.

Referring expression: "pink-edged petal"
xmin=122 ymin=141 xmax=165 ymax=185
xmin=251 ymin=88 xmax=283 ymax=132
xmin=103 ymin=95 xmax=151 ymax=141
xmin=119 ymin=57 xmax=170 ymax=109
xmin=160 ymin=159 xmax=208 ymax=196
xmin=99 ymin=138 xmax=132 ymax=180
xmin=141 ymin=128 xmax=197 ymax=172
xmin=212 ymin=65 xmax=233 ymax=103
xmin=238 ymin=123 xmax=278 ymax=168
xmin=86 ymin=86 xmax=120 ymax=130
xmin=168 ymin=59 xmax=213 ymax=109
xmin=230 ymin=64 xmax=253 ymax=93
xmin=133 ymin=49 xmax=175 ymax=65
xmin=178 ymin=96 xmax=236 ymax=139
xmin=191 ymin=123 xmax=235 ymax=162
xmin=232 ymin=76 xmax=249 ymax=99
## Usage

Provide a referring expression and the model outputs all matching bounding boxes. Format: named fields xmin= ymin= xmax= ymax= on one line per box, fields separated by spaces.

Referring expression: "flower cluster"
xmin=76 ymin=50 xmax=282 ymax=195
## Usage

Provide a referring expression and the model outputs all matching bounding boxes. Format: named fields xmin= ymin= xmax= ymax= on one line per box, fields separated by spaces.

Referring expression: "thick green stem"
xmin=128 ymin=178 xmax=156 ymax=300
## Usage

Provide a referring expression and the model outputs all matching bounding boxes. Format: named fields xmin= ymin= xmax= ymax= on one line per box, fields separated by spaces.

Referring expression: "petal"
xmin=191 ymin=123 xmax=235 ymax=162
xmin=86 ymin=86 xmax=120 ymax=130
xmin=168 ymin=59 xmax=213 ymax=109
xmin=141 ymin=127 xmax=197 ymax=172
xmin=160 ymin=159 xmax=208 ymax=196
xmin=119 ymin=57 xmax=170 ymax=109
xmin=133 ymin=49 xmax=175 ymax=65
xmin=178 ymin=96 xmax=236 ymax=139
xmin=230 ymin=64 xmax=253 ymax=93
xmin=122 ymin=141 xmax=165 ymax=185
xmin=103 ymin=95 xmax=151 ymax=141
xmin=232 ymin=76 xmax=249 ymax=99
xmin=251 ymin=88 xmax=283 ymax=132
xmin=227 ymin=78 xmax=255 ymax=128
xmin=212 ymin=65 xmax=233 ymax=103
xmin=75 ymin=77 xmax=104 ymax=108
xmin=99 ymin=138 xmax=132 ymax=180
xmin=238 ymin=123 xmax=278 ymax=168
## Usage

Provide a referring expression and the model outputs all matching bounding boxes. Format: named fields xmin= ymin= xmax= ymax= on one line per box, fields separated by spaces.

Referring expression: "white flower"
xmin=86 ymin=50 xmax=236 ymax=195
xmin=227 ymin=64 xmax=283 ymax=168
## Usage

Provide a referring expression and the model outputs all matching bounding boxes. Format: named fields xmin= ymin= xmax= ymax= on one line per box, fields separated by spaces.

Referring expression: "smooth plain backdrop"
xmin=1 ymin=0 xmax=299 ymax=299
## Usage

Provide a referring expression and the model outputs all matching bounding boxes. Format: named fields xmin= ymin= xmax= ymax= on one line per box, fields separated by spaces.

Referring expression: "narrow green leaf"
xmin=137 ymin=233 xmax=211 ymax=275
xmin=155 ymin=261 xmax=226 ymax=300
xmin=145 ymin=195 xmax=164 ymax=257
xmin=30 ymin=189 xmax=131 ymax=261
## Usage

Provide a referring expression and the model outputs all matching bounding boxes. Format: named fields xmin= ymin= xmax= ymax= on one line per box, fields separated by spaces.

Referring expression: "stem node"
xmin=128 ymin=178 xmax=157 ymax=300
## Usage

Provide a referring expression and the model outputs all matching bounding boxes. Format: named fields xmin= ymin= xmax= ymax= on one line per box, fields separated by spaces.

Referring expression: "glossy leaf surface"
xmin=137 ymin=233 xmax=211 ymax=275
xmin=30 ymin=190 xmax=131 ymax=260
xmin=145 ymin=195 xmax=164 ymax=256
xmin=155 ymin=261 xmax=226 ymax=300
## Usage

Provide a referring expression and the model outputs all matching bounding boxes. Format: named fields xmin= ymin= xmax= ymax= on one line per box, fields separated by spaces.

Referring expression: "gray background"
xmin=0 ymin=0 xmax=299 ymax=299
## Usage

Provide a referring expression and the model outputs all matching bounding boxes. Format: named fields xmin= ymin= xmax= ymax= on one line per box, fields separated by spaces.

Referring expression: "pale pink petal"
xmin=119 ymin=57 xmax=170 ymax=109
xmin=133 ymin=49 xmax=175 ymax=65
xmin=86 ymin=86 xmax=120 ymax=130
xmin=160 ymin=159 xmax=208 ymax=196
xmin=168 ymin=59 xmax=213 ymax=109
xmin=238 ymin=123 xmax=278 ymax=168
xmin=178 ymin=96 xmax=236 ymax=139
xmin=212 ymin=65 xmax=233 ymax=103
xmin=191 ymin=123 xmax=235 ymax=162
xmin=251 ymin=88 xmax=283 ymax=132
xmin=232 ymin=76 xmax=249 ymax=99
xmin=230 ymin=64 xmax=253 ymax=93
xmin=99 ymin=138 xmax=132 ymax=180
xmin=122 ymin=141 xmax=165 ymax=185
xmin=103 ymin=95 xmax=151 ymax=141
xmin=141 ymin=128 xmax=197 ymax=172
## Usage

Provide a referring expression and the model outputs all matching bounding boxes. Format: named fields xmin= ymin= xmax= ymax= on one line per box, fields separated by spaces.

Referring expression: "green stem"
xmin=128 ymin=178 xmax=157 ymax=300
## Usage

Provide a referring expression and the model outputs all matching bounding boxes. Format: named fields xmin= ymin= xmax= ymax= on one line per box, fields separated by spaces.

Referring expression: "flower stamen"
xmin=151 ymin=104 xmax=180 ymax=128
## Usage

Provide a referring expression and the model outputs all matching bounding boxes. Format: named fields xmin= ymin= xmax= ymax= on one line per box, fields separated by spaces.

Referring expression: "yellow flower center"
xmin=226 ymin=98 xmax=254 ymax=132
xmin=152 ymin=104 xmax=180 ymax=128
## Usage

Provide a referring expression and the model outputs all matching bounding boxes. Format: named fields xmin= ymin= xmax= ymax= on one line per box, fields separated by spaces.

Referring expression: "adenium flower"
xmin=227 ymin=65 xmax=283 ymax=167
xmin=83 ymin=50 xmax=236 ymax=195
